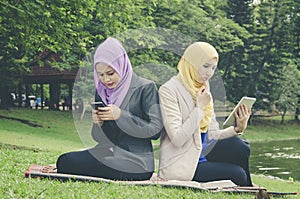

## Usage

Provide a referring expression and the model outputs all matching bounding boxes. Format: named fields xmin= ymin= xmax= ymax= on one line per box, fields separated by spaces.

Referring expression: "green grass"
xmin=0 ymin=108 xmax=83 ymax=152
xmin=1 ymin=108 xmax=299 ymax=150
xmin=0 ymin=108 xmax=300 ymax=198
xmin=1 ymin=144 xmax=299 ymax=199
xmin=241 ymin=116 xmax=300 ymax=142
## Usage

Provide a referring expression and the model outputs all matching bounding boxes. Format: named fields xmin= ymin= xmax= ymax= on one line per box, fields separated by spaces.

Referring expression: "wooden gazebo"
xmin=23 ymin=51 xmax=78 ymax=110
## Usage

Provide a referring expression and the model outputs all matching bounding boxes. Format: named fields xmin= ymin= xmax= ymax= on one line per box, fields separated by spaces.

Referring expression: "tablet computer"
xmin=223 ymin=96 xmax=256 ymax=126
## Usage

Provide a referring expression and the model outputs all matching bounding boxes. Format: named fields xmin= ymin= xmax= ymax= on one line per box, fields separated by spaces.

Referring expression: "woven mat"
xmin=24 ymin=164 xmax=297 ymax=197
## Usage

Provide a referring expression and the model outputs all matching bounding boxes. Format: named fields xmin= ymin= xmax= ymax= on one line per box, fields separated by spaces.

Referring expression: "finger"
xmin=237 ymin=105 xmax=244 ymax=116
xmin=239 ymin=105 xmax=246 ymax=116
xmin=98 ymin=110 xmax=111 ymax=116
xmin=199 ymin=85 xmax=206 ymax=93
xmin=94 ymin=117 xmax=103 ymax=123
xmin=234 ymin=110 xmax=239 ymax=119
xmin=201 ymin=90 xmax=210 ymax=97
xmin=99 ymin=110 xmax=113 ymax=119
xmin=98 ymin=115 xmax=109 ymax=121
xmin=248 ymin=107 xmax=252 ymax=114
xmin=92 ymin=117 xmax=100 ymax=123
xmin=99 ymin=107 xmax=110 ymax=112
xmin=98 ymin=107 xmax=111 ymax=112
xmin=101 ymin=116 xmax=113 ymax=121
xmin=92 ymin=110 xmax=99 ymax=114
xmin=242 ymin=105 xmax=249 ymax=116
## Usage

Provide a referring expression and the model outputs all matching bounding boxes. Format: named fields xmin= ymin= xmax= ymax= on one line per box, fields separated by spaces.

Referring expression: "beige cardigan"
xmin=158 ymin=77 xmax=239 ymax=181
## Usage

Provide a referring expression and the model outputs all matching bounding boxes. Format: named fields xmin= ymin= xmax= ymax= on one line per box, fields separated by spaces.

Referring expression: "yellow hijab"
xmin=176 ymin=42 xmax=218 ymax=132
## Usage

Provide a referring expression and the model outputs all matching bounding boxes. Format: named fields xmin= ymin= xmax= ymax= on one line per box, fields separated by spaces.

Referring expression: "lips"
xmin=106 ymin=83 xmax=114 ymax=87
xmin=202 ymin=77 xmax=209 ymax=81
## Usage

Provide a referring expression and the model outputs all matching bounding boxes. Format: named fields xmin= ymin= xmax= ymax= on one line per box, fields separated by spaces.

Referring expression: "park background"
xmin=0 ymin=0 xmax=300 ymax=198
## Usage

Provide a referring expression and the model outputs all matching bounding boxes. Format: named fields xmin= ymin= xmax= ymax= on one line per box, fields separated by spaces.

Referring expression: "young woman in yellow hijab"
xmin=158 ymin=42 xmax=253 ymax=186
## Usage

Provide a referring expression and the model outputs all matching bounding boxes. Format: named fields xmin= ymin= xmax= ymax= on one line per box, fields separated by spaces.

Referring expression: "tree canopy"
xmin=0 ymin=0 xmax=299 ymax=121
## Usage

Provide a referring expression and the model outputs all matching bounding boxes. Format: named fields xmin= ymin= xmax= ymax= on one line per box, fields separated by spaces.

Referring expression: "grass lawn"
xmin=0 ymin=108 xmax=83 ymax=152
xmin=242 ymin=115 xmax=300 ymax=142
xmin=1 ymin=144 xmax=299 ymax=199
xmin=0 ymin=108 xmax=300 ymax=198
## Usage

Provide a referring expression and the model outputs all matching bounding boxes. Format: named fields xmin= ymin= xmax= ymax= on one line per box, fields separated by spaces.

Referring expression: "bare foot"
xmin=42 ymin=164 xmax=57 ymax=173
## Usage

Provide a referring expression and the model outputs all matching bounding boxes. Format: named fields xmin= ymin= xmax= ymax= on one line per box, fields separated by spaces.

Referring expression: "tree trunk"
xmin=280 ymin=109 xmax=286 ymax=125
xmin=0 ymin=85 xmax=10 ymax=110
xmin=295 ymin=95 xmax=300 ymax=121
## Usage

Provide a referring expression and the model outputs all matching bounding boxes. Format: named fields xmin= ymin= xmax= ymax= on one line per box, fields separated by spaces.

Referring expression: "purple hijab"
xmin=93 ymin=38 xmax=133 ymax=107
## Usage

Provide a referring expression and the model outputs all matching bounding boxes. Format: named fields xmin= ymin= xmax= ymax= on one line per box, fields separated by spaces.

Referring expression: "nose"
xmin=206 ymin=69 xmax=212 ymax=76
xmin=104 ymin=75 xmax=110 ymax=82
xmin=99 ymin=74 xmax=110 ymax=83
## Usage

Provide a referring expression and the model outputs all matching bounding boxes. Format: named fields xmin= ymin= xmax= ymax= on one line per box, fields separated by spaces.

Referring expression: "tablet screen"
xmin=223 ymin=97 xmax=256 ymax=126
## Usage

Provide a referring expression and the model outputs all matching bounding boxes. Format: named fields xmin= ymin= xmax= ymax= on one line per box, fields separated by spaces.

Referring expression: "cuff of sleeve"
xmin=233 ymin=126 xmax=243 ymax=135
xmin=117 ymin=109 xmax=130 ymax=121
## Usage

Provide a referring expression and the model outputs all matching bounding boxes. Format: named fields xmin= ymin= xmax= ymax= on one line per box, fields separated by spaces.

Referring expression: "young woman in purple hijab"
xmin=52 ymin=38 xmax=163 ymax=180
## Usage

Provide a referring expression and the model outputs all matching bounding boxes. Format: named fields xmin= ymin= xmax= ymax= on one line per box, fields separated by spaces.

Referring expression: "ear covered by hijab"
xmin=93 ymin=37 xmax=133 ymax=107
xmin=176 ymin=42 xmax=218 ymax=132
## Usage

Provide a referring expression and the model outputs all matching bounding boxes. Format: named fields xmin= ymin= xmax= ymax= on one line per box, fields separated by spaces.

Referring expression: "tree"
xmin=203 ymin=0 xmax=253 ymax=103
xmin=0 ymin=0 xmax=95 ymax=109
xmin=274 ymin=63 xmax=299 ymax=123
xmin=226 ymin=0 xmax=254 ymax=28
xmin=1 ymin=0 xmax=298 ymax=120
xmin=246 ymin=0 xmax=300 ymax=120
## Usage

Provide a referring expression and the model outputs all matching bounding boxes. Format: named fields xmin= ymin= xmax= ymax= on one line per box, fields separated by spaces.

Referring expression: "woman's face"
xmin=198 ymin=58 xmax=217 ymax=83
xmin=95 ymin=64 xmax=121 ymax=89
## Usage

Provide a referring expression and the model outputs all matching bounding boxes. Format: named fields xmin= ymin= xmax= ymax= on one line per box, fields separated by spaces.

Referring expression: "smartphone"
xmin=90 ymin=102 xmax=106 ymax=110
xmin=223 ymin=96 xmax=256 ymax=126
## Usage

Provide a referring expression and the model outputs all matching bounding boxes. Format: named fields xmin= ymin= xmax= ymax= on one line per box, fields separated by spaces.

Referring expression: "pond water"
xmin=250 ymin=139 xmax=300 ymax=181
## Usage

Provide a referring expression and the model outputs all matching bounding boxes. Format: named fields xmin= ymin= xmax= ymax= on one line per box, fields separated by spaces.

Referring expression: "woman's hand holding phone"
xmin=97 ymin=105 xmax=121 ymax=121
xmin=91 ymin=102 xmax=121 ymax=122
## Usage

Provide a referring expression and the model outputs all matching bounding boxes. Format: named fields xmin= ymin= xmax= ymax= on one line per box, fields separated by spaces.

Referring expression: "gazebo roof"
xmin=24 ymin=65 xmax=78 ymax=84
xmin=24 ymin=51 xmax=78 ymax=84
